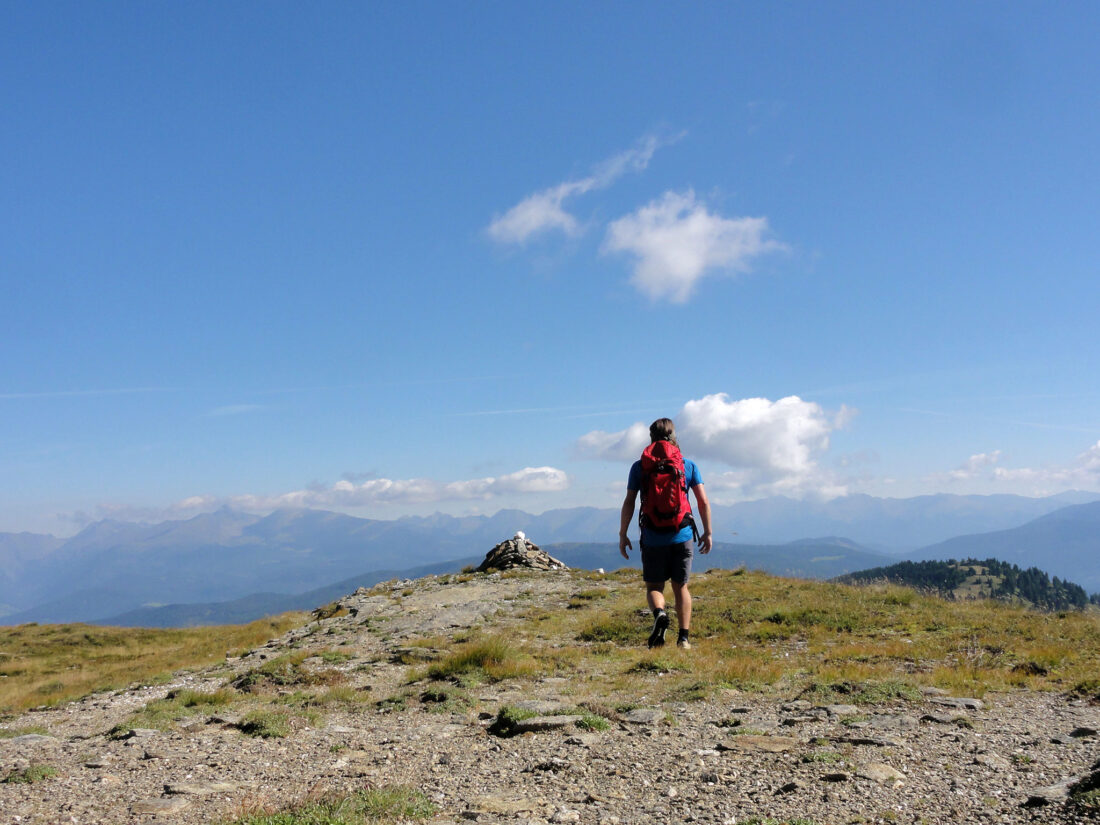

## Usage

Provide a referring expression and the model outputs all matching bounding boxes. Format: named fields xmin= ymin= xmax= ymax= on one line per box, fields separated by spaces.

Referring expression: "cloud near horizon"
xmin=486 ymin=135 xmax=666 ymax=245
xmin=934 ymin=441 xmax=1100 ymax=493
xmin=944 ymin=450 xmax=1003 ymax=481
xmin=574 ymin=393 xmax=850 ymax=500
xmin=992 ymin=440 xmax=1100 ymax=490
xmin=74 ymin=466 xmax=570 ymax=525
xmin=603 ymin=190 xmax=785 ymax=302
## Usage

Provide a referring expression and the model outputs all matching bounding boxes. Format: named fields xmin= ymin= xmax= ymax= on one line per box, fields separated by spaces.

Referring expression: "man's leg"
xmin=670 ymin=541 xmax=694 ymax=648
xmin=646 ymin=583 xmax=666 ymax=613
xmin=645 ymin=582 xmax=669 ymax=648
xmin=669 ymin=581 xmax=691 ymax=630
xmin=641 ymin=541 xmax=672 ymax=648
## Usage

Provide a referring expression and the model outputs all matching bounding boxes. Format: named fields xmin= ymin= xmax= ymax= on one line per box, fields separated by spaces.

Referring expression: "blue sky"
xmin=2 ymin=2 xmax=1098 ymax=535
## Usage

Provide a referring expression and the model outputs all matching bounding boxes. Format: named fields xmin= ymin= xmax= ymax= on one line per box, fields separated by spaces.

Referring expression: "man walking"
xmin=619 ymin=418 xmax=713 ymax=649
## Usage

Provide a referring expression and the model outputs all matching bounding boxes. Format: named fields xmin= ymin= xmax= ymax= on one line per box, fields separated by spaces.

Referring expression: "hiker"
xmin=618 ymin=417 xmax=713 ymax=649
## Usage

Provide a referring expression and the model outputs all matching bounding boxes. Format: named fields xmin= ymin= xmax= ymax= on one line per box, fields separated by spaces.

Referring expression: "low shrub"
xmin=233 ymin=653 xmax=345 ymax=692
xmin=424 ymin=636 xmax=532 ymax=684
xmin=487 ymin=705 xmax=539 ymax=737
xmin=3 ymin=764 xmax=59 ymax=784
xmin=227 ymin=786 xmax=435 ymax=824
xmin=237 ymin=710 xmax=292 ymax=739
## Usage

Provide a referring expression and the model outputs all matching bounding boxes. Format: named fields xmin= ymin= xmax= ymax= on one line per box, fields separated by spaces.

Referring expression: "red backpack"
xmin=639 ymin=440 xmax=696 ymax=536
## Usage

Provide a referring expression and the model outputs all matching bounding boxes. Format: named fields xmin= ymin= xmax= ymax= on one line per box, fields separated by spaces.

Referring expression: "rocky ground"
xmin=2 ymin=570 xmax=1098 ymax=825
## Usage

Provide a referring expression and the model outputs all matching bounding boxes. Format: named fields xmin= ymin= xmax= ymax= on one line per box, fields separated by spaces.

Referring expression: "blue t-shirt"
xmin=628 ymin=457 xmax=703 ymax=546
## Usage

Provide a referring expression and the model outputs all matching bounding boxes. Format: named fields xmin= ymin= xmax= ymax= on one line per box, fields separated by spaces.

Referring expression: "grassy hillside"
xmin=0 ymin=613 xmax=306 ymax=715
xmin=3 ymin=567 xmax=1099 ymax=725
xmin=479 ymin=568 xmax=1100 ymax=704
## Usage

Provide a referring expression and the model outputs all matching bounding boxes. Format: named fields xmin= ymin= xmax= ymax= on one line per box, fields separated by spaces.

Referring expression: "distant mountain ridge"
xmin=908 ymin=500 xmax=1100 ymax=592
xmin=2 ymin=491 xmax=1099 ymax=626
xmin=87 ymin=538 xmax=890 ymax=627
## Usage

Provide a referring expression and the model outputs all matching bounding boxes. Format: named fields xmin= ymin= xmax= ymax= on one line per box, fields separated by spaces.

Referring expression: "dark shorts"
xmin=640 ymin=540 xmax=694 ymax=585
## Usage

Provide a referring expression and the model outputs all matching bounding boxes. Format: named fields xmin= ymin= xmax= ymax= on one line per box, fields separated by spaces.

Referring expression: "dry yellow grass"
xmin=0 ymin=614 xmax=306 ymax=714
xmin=456 ymin=568 xmax=1100 ymax=705
xmin=5 ymin=567 xmax=1099 ymax=721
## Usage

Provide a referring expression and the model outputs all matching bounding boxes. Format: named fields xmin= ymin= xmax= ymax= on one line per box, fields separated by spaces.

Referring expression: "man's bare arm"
xmin=693 ymin=483 xmax=713 ymax=553
xmin=619 ymin=490 xmax=638 ymax=558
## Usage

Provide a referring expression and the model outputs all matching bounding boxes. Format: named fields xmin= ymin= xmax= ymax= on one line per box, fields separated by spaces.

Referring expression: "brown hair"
xmin=649 ymin=417 xmax=677 ymax=446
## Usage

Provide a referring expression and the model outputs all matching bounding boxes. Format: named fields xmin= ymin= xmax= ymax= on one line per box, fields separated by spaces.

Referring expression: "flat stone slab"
xmin=931 ymin=697 xmax=983 ymax=711
xmin=717 ymin=735 xmax=798 ymax=753
xmin=621 ymin=708 xmax=665 ymax=725
xmin=781 ymin=715 xmax=819 ymax=726
xmin=973 ymin=754 xmax=1011 ymax=770
xmin=824 ymin=704 xmax=860 ymax=716
xmin=870 ymin=714 xmax=918 ymax=731
xmin=165 ymin=781 xmax=241 ymax=795
xmin=1024 ymin=781 xmax=1074 ymax=807
xmin=831 ymin=735 xmax=902 ymax=748
xmin=126 ymin=728 xmax=161 ymax=738
xmin=920 ymin=713 xmax=961 ymax=725
xmin=512 ymin=715 xmax=582 ymax=733
xmin=466 ymin=796 xmax=551 ymax=816
xmin=131 ymin=798 xmax=192 ymax=815
xmin=858 ymin=762 xmax=906 ymax=785
xmin=8 ymin=734 xmax=58 ymax=745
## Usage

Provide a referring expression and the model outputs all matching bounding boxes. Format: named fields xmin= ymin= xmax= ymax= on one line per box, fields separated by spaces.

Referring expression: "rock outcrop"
xmin=476 ymin=531 xmax=567 ymax=572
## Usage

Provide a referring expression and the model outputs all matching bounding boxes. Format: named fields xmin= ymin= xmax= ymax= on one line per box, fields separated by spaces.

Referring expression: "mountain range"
xmin=1 ymin=491 xmax=1098 ymax=626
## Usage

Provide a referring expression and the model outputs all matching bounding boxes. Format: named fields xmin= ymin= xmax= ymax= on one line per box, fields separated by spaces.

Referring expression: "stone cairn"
xmin=476 ymin=531 xmax=568 ymax=573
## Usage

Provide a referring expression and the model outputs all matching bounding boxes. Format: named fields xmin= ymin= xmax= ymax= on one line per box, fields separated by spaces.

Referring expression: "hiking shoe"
xmin=676 ymin=638 xmax=692 ymax=650
xmin=647 ymin=611 xmax=669 ymax=648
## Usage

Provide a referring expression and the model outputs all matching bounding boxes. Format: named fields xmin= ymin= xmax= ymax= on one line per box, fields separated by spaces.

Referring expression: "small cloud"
xmin=206 ymin=404 xmax=265 ymax=417
xmin=932 ymin=441 xmax=1100 ymax=493
xmin=603 ymin=190 xmax=785 ymax=302
xmin=573 ymin=422 xmax=650 ymax=461
xmin=341 ymin=470 xmax=380 ymax=483
xmin=946 ymin=450 xmax=1002 ymax=481
xmin=230 ymin=466 xmax=570 ymax=509
xmin=77 ymin=467 xmax=573 ymax=524
xmin=487 ymin=134 xmax=672 ymax=245
xmin=991 ymin=440 xmax=1100 ymax=489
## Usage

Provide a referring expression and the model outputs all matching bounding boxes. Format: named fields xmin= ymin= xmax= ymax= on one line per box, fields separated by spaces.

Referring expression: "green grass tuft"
xmin=487 ymin=704 xmax=539 ymax=737
xmin=237 ymin=710 xmax=292 ymax=739
xmin=803 ymin=679 xmax=921 ymax=705
xmin=422 ymin=636 xmax=532 ymax=684
xmin=233 ymin=653 xmax=346 ymax=692
xmin=226 ymin=786 xmax=435 ymax=824
xmin=3 ymin=764 xmax=59 ymax=784
xmin=575 ymin=712 xmax=610 ymax=732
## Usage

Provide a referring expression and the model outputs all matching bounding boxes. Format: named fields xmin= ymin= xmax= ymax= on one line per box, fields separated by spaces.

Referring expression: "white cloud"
xmin=487 ymin=136 xmax=665 ymax=244
xmin=574 ymin=393 xmax=849 ymax=500
xmin=946 ymin=450 xmax=1002 ymax=481
xmin=602 ymin=190 xmax=784 ymax=302
xmin=77 ymin=467 xmax=570 ymax=524
xmin=991 ymin=440 xmax=1100 ymax=490
xmin=572 ymin=422 xmax=650 ymax=461
xmin=226 ymin=466 xmax=569 ymax=510
xmin=931 ymin=441 xmax=1100 ymax=494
